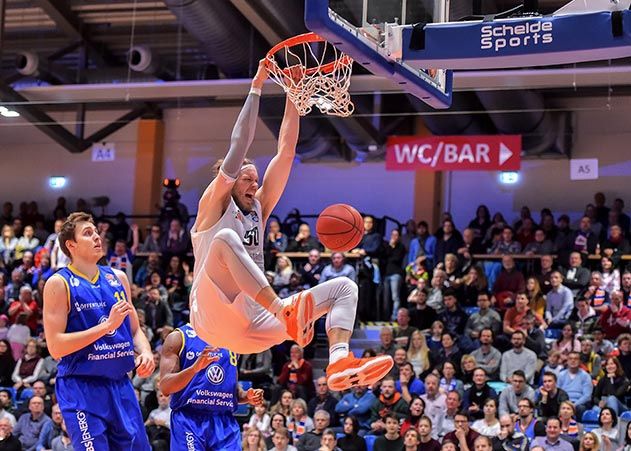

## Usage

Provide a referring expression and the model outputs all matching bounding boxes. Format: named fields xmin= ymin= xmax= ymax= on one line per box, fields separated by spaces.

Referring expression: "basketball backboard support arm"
xmin=304 ymin=0 xmax=453 ymax=109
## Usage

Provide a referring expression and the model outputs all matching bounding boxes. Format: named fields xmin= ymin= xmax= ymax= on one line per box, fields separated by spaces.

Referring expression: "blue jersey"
xmin=170 ymin=324 xmax=238 ymax=414
xmin=56 ymin=265 xmax=135 ymax=379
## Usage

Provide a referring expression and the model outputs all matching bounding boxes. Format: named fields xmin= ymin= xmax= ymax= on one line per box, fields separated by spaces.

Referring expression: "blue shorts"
xmin=170 ymin=409 xmax=240 ymax=451
xmin=56 ymin=376 xmax=151 ymax=451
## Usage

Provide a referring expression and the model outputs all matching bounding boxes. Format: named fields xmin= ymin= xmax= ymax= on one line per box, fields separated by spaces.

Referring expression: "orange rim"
xmin=266 ymin=32 xmax=352 ymax=76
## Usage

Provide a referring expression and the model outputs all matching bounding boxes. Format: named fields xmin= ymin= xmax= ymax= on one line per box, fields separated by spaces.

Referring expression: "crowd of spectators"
xmin=1 ymin=191 xmax=631 ymax=450
xmin=243 ymin=191 xmax=631 ymax=451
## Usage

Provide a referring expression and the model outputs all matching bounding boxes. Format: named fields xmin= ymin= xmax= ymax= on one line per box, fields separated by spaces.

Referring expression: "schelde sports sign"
xmin=480 ymin=21 xmax=553 ymax=52
xmin=401 ymin=11 xmax=631 ymax=69
xmin=385 ymin=135 xmax=521 ymax=171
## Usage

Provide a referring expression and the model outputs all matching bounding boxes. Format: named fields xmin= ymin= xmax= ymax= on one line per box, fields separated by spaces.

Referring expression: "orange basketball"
xmin=316 ymin=204 xmax=364 ymax=252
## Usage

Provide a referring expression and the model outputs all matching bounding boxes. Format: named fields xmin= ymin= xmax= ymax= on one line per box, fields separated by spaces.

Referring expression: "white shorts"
xmin=189 ymin=270 xmax=290 ymax=354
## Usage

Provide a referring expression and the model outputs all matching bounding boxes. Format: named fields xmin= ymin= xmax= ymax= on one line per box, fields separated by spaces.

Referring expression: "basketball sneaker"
xmin=279 ymin=291 xmax=315 ymax=348
xmin=325 ymin=353 xmax=394 ymax=391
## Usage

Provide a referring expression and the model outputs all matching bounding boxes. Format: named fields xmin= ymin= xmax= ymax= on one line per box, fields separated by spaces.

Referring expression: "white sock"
xmin=269 ymin=297 xmax=285 ymax=316
xmin=329 ymin=343 xmax=349 ymax=364
xmin=271 ymin=296 xmax=295 ymax=317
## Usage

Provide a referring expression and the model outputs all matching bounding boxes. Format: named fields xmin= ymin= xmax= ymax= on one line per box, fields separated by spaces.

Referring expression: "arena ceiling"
xmin=0 ymin=0 xmax=628 ymax=159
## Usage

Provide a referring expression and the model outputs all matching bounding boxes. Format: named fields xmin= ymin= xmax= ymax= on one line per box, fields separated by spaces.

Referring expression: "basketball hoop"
xmin=265 ymin=32 xmax=354 ymax=117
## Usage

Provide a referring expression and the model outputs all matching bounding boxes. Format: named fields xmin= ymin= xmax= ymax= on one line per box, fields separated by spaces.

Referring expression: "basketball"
xmin=316 ymin=204 xmax=364 ymax=252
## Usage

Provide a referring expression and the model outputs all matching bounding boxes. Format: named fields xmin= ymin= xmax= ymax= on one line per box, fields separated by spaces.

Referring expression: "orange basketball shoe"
xmin=326 ymin=353 xmax=394 ymax=391
xmin=279 ymin=291 xmax=315 ymax=348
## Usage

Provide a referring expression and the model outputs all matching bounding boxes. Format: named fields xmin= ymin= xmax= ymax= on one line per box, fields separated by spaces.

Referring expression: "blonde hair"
xmin=444 ymin=253 xmax=458 ymax=269
xmin=241 ymin=428 xmax=266 ymax=451
xmin=579 ymin=432 xmax=600 ymax=451
xmin=461 ymin=354 xmax=476 ymax=373
xmin=1 ymin=225 xmax=14 ymax=241
xmin=407 ymin=330 xmax=430 ymax=373
xmin=559 ymin=400 xmax=576 ymax=417
xmin=275 ymin=256 xmax=293 ymax=276
xmin=290 ymin=398 xmax=308 ymax=418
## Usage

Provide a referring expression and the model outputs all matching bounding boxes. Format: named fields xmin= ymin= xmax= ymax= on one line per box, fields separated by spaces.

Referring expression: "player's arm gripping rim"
xmin=43 ymin=274 xmax=133 ymax=360
xmin=159 ymin=331 xmax=219 ymax=395
xmin=113 ymin=268 xmax=155 ymax=377
xmin=255 ymin=80 xmax=300 ymax=224
xmin=193 ymin=60 xmax=268 ymax=234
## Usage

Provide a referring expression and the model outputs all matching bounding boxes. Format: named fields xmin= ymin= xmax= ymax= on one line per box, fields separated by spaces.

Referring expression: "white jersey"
xmin=190 ymin=194 xmax=287 ymax=353
xmin=192 ymin=196 xmax=265 ymax=282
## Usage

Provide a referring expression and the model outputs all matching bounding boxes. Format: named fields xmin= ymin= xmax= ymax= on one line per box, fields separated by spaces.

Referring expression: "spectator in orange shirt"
xmin=503 ymin=292 xmax=543 ymax=337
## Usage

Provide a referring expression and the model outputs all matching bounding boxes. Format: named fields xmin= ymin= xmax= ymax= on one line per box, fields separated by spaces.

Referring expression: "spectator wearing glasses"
xmin=443 ymin=411 xmax=480 ymax=451
xmin=0 ymin=417 xmax=20 ymax=450
xmin=498 ymin=370 xmax=535 ymax=417
xmin=514 ymin=398 xmax=544 ymax=441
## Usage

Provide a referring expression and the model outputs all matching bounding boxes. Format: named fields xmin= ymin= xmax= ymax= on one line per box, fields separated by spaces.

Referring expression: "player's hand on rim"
xmin=192 ymin=346 xmax=220 ymax=373
xmin=245 ymin=388 xmax=264 ymax=406
xmin=252 ymin=59 xmax=268 ymax=90
xmin=135 ymin=350 xmax=155 ymax=378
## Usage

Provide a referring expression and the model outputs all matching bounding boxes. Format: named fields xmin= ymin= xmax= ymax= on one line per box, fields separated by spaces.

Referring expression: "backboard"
xmin=304 ymin=0 xmax=453 ymax=109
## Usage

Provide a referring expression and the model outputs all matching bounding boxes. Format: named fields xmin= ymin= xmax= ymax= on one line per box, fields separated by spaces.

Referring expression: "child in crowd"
xmin=540 ymin=350 xmax=564 ymax=380
xmin=245 ymin=400 xmax=272 ymax=437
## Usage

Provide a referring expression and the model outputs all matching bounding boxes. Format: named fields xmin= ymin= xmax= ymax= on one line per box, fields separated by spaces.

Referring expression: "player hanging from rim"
xmin=188 ymin=60 xmax=393 ymax=391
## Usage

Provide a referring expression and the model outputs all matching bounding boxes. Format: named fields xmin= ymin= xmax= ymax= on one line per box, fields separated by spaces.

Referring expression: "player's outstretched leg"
xmin=205 ymin=228 xmax=315 ymax=346
xmin=308 ymin=278 xmax=394 ymax=391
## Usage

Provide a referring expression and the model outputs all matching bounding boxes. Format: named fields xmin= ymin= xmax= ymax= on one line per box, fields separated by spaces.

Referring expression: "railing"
xmin=278 ymin=252 xmax=362 ymax=259
xmin=472 ymin=253 xmax=631 ymax=261
xmin=133 ymin=251 xmax=631 ymax=261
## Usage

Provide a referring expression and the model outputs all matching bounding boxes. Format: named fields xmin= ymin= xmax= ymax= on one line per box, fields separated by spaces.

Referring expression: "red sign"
xmin=386 ymin=135 xmax=521 ymax=171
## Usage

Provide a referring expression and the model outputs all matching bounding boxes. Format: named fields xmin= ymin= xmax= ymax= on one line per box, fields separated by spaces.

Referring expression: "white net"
xmin=266 ymin=34 xmax=355 ymax=117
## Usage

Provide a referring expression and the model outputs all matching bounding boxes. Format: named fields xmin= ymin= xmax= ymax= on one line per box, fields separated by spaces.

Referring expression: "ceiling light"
xmin=49 ymin=176 xmax=67 ymax=189
xmin=499 ymin=171 xmax=519 ymax=185
xmin=0 ymin=106 xmax=19 ymax=117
